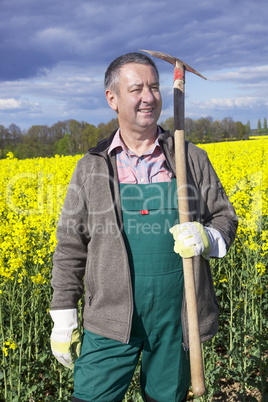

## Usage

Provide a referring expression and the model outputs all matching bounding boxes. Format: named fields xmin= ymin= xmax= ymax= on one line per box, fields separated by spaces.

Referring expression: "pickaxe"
xmin=140 ymin=49 xmax=207 ymax=397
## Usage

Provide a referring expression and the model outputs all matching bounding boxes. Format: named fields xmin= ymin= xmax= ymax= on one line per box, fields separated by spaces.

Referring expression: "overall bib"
xmin=73 ymin=181 xmax=190 ymax=402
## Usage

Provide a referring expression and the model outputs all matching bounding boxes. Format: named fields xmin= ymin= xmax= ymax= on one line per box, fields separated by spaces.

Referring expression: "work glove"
xmin=169 ymin=221 xmax=213 ymax=259
xmin=50 ymin=308 xmax=81 ymax=370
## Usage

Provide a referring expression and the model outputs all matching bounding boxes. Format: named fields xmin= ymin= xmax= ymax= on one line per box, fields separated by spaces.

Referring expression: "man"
xmin=50 ymin=52 xmax=238 ymax=402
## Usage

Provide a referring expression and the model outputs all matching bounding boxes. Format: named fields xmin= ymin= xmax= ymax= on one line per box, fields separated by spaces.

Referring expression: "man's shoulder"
xmin=75 ymin=131 xmax=116 ymax=167
xmin=186 ymin=141 xmax=208 ymax=160
xmin=88 ymin=131 xmax=116 ymax=155
xmin=159 ymin=129 xmax=207 ymax=157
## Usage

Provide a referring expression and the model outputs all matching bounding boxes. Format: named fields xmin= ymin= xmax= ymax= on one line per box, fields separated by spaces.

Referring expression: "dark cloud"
xmin=1 ymin=0 xmax=268 ymax=81
xmin=0 ymin=0 xmax=267 ymax=129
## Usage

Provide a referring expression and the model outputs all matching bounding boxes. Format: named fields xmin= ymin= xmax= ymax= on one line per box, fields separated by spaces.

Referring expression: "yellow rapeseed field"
xmin=0 ymin=139 xmax=267 ymax=286
xmin=0 ymin=138 xmax=267 ymax=400
xmin=0 ymin=153 xmax=81 ymax=285
xmin=199 ymin=139 xmax=268 ymax=257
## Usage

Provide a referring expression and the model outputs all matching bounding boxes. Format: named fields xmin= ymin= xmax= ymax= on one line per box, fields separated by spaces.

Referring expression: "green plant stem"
xmin=8 ymin=283 xmax=13 ymax=396
xmin=229 ymin=289 xmax=233 ymax=369
xmin=242 ymin=289 xmax=248 ymax=401
xmin=0 ymin=297 xmax=8 ymax=400
xmin=27 ymin=317 xmax=33 ymax=385
xmin=34 ymin=310 xmax=39 ymax=360
xmin=17 ymin=286 xmax=25 ymax=399
xmin=227 ymin=247 xmax=235 ymax=370
xmin=258 ymin=294 xmax=264 ymax=398
xmin=59 ymin=367 xmax=63 ymax=399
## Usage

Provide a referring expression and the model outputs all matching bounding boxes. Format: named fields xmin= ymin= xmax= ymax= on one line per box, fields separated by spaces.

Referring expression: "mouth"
xmin=138 ymin=108 xmax=153 ymax=113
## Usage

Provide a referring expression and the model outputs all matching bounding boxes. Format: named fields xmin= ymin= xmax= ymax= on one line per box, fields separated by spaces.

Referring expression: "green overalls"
xmin=73 ymin=181 xmax=190 ymax=402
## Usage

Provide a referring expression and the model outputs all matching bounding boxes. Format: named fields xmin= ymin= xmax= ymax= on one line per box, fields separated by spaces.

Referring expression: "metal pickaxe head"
xmin=140 ymin=49 xmax=207 ymax=81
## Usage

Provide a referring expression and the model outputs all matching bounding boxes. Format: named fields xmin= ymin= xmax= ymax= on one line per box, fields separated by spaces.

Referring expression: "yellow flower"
xmin=9 ymin=342 xmax=17 ymax=350
xmin=6 ymin=152 xmax=14 ymax=160
xmin=255 ymin=262 xmax=266 ymax=276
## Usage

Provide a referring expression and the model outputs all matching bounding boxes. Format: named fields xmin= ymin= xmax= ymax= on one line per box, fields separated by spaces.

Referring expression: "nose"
xmin=141 ymin=87 xmax=155 ymax=103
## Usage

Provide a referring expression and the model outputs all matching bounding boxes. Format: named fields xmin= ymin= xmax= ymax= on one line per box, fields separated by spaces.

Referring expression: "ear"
xmin=105 ymin=89 xmax=118 ymax=112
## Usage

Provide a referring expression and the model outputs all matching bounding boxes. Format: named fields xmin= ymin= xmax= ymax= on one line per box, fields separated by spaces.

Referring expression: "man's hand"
xmin=51 ymin=328 xmax=81 ymax=370
xmin=169 ymin=221 xmax=211 ymax=259
xmin=50 ymin=309 xmax=81 ymax=370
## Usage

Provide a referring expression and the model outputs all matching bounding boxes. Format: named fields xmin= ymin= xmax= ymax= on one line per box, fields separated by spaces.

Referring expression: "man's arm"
xmin=187 ymin=143 xmax=238 ymax=250
xmin=51 ymin=160 xmax=90 ymax=310
xmin=49 ymin=159 xmax=90 ymax=368
xmin=170 ymin=143 xmax=238 ymax=259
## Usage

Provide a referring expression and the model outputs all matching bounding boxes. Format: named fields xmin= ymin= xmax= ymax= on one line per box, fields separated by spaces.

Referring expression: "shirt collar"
xmin=108 ymin=127 xmax=162 ymax=156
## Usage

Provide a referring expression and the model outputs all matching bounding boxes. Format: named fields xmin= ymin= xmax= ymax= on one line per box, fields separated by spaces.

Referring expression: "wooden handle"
xmin=174 ymin=129 xmax=206 ymax=396
xmin=183 ymin=257 xmax=206 ymax=396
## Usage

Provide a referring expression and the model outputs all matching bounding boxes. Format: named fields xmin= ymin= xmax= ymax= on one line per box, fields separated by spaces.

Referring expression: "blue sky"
xmin=0 ymin=0 xmax=267 ymax=131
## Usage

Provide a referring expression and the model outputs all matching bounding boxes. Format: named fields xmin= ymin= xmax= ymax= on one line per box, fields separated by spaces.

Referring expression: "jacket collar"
xmin=88 ymin=126 xmax=173 ymax=154
xmin=87 ymin=127 xmax=176 ymax=177
xmin=88 ymin=130 xmax=117 ymax=157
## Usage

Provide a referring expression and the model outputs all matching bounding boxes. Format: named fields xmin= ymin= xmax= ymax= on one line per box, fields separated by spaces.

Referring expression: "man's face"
xmin=106 ymin=63 xmax=162 ymax=135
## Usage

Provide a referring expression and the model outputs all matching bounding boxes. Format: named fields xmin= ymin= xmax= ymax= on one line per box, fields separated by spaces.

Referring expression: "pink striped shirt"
xmin=108 ymin=129 xmax=173 ymax=184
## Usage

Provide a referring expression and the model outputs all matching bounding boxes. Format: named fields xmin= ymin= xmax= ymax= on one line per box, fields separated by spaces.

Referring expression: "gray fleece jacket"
xmin=51 ymin=129 xmax=238 ymax=346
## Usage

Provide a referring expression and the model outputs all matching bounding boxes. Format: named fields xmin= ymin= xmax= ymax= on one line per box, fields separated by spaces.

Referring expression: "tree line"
xmin=0 ymin=116 xmax=265 ymax=159
xmin=0 ymin=119 xmax=118 ymax=159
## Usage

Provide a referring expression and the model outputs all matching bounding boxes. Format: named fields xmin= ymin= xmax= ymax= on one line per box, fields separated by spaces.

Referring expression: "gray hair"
xmin=104 ymin=52 xmax=159 ymax=93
